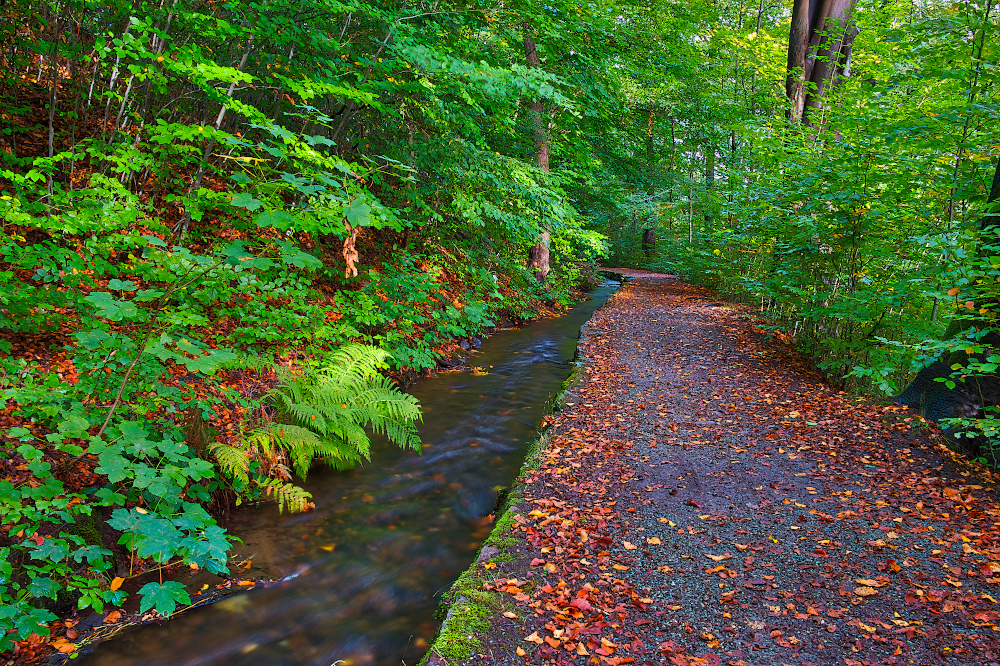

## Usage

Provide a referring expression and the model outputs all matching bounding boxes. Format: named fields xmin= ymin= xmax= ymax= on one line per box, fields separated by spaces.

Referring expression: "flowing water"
xmin=81 ymin=281 xmax=618 ymax=666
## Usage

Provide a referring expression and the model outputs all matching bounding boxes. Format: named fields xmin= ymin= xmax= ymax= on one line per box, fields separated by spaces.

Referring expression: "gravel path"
xmin=427 ymin=271 xmax=1000 ymax=666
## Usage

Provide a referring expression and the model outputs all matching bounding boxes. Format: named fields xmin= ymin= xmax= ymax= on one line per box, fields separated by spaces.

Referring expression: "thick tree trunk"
xmin=641 ymin=228 xmax=655 ymax=259
xmin=786 ymin=0 xmax=857 ymax=124
xmin=523 ymin=25 xmax=550 ymax=283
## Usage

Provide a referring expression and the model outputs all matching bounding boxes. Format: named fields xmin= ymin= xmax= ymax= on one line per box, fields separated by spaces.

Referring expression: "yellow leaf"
xmin=647 ymin=537 xmax=662 ymax=545
xmin=613 ymin=563 xmax=629 ymax=570
xmin=516 ymin=647 xmax=527 ymax=656
xmin=854 ymin=578 xmax=884 ymax=587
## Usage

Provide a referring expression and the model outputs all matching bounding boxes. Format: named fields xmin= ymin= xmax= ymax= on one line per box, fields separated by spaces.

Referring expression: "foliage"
xmin=211 ymin=344 xmax=422 ymax=513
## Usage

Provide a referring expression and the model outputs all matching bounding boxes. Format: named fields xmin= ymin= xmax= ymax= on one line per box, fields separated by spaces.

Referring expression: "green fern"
xmin=209 ymin=443 xmax=250 ymax=486
xmin=262 ymin=480 xmax=314 ymax=514
xmin=212 ymin=345 xmax=422 ymax=513
xmin=259 ymin=344 xmax=422 ymax=478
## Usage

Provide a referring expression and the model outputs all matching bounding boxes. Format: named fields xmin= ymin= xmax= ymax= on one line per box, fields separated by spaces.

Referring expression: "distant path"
xmin=429 ymin=270 xmax=1000 ymax=666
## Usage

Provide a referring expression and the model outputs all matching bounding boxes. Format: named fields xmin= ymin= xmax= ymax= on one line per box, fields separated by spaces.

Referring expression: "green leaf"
xmin=137 ymin=581 xmax=190 ymax=617
xmin=27 ymin=576 xmax=61 ymax=600
xmin=74 ymin=329 xmax=111 ymax=349
xmin=13 ymin=606 xmax=55 ymax=637
xmin=231 ymin=192 xmax=263 ymax=211
xmin=275 ymin=240 xmax=322 ymax=270
xmin=95 ymin=451 xmax=132 ymax=483
xmin=254 ymin=210 xmax=295 ymax=229
xmin=107 ymin=279 xmax=137 ymax=291
xmin=345 ymin=199 xmax=371 ymax=228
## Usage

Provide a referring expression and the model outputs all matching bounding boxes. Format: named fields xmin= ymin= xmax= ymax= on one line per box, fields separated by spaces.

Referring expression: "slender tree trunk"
xmin=523 ymin=24 xmax=550 ymax=283
xmin=175 ymin=34 xmax=254 ymax=234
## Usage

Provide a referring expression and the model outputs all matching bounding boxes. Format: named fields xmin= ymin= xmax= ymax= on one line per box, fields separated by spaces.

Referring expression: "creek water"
xmin=81 ymin=281 xmax=618 ymax=666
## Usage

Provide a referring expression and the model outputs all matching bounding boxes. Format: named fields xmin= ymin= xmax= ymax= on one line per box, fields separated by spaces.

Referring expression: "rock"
xmin=477 ymin=545 xmax=499 ymax=563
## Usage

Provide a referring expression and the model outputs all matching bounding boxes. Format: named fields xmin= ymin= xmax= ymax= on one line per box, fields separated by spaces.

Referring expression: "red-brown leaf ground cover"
xmin=427 ymin=270 xmax=1000 ymax=666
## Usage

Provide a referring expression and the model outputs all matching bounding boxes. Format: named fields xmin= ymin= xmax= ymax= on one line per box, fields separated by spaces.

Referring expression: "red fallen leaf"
xmin=530 ymin=558 xmax=545 ymax=565
xmin=570 ymin=597 xmax=592 ymax=612
xmin=826 ymin=609 xmax=844 ymax=618
xmin=686 ymin=499 xmax=704 ymax=509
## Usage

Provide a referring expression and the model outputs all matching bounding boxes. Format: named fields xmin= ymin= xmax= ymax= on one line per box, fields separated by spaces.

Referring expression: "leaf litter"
xmin=426 ymin=270 xmax=1000 ymax=665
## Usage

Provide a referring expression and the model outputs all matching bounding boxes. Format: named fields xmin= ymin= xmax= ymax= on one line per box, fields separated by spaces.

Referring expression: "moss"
xmin=63 ymin=511 xmax=103 ymax=547
xmin=423 ymin=319 xmax=604 ymax=663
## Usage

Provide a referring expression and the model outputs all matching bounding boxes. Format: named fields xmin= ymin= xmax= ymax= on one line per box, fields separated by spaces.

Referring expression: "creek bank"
xmin=55 ymin=282 xmax=618 ymax=666
xmin=425 ymin=269 xmax=1000 ymax=665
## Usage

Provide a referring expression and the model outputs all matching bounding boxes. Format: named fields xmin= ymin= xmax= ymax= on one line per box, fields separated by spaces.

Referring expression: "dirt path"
xmin=427 ymin=271 xmax=1000 ymax=666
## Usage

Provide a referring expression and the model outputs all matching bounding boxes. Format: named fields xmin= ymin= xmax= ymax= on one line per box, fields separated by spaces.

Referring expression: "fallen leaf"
xmin=624 ymin=541 xmax=638 ymax=550
xmin=50 ymin=639 xmax=77 ymax=654
xmin=647 ymin=537 xmax=663 ymax=545
xmin=706 ymin=553 xmax=732 ymax=562
xmin=110 ymin=576 xmax=125 ymax=591
xmin=525 ymin=632 xmax=544 ymax=644
xmin=854 ymin=586 xmax=878 ymax=597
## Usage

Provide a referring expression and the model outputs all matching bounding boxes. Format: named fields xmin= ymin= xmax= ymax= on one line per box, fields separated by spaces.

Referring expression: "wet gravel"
xmin=427 ymin=270 xmax=1000 ymax=666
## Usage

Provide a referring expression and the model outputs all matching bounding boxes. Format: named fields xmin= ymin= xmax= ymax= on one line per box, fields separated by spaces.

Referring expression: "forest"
xmin=1 ymin=0 xmax=999 ymax=657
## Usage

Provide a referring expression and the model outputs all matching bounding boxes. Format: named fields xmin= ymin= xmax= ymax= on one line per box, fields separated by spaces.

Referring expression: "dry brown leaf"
xmin=706 ymin=553 xmax=732 ymax=562
xmin=854 ymin=578 xmax=886 ymax=587
xmin=854 ymin=586 xmax=878 ymax=597
xmin=50 ymin=639 xmax=77 ymax=654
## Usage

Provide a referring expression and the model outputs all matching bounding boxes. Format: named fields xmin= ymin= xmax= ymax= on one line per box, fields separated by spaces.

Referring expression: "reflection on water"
xmin=82 ymin=282 xmax=618 ymax=666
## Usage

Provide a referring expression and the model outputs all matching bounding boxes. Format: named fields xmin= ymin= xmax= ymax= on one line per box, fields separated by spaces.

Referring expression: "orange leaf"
xmin=110 ymin=576 xmax=125 ymax=591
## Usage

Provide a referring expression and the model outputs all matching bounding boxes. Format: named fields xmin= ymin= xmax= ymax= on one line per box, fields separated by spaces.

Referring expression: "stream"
xmin=81 ymin=281 xmax=618 ymax=666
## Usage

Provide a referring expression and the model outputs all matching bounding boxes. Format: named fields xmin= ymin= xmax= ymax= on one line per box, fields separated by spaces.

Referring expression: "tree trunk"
xmin=786 ymin=0 xmax=857 ymax=124
xmin=523 ymin=24 xmax=550 ymax=283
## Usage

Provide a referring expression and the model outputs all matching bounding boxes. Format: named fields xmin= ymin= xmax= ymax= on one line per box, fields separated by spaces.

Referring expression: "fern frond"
xmin=320 ymin=344 xmax=391 ymax=387
xmin=209 ymin=443 xmax=251 ymax=486
xmin=253 ymin=344 xmax=422 ymax=479
xmin=263 ymin=481 xmax=313 ymax=514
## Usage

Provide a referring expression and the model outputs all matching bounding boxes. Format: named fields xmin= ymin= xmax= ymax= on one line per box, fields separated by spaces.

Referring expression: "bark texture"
xmin=786 ymin=0 xmax=858 ymax=124
xmin=523 ymin=25 xmax=550 ymax=283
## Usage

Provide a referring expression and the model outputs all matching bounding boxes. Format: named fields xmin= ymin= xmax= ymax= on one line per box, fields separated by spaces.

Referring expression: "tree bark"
xmin=523 ymin=24 xmax=550 ymax=283
xmin=785 ymin=0 xmax=857 ymax=124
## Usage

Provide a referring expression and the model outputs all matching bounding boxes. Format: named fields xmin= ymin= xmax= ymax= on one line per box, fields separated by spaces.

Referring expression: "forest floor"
xmin=427 ymin=270 xmax=1000 ymax=666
